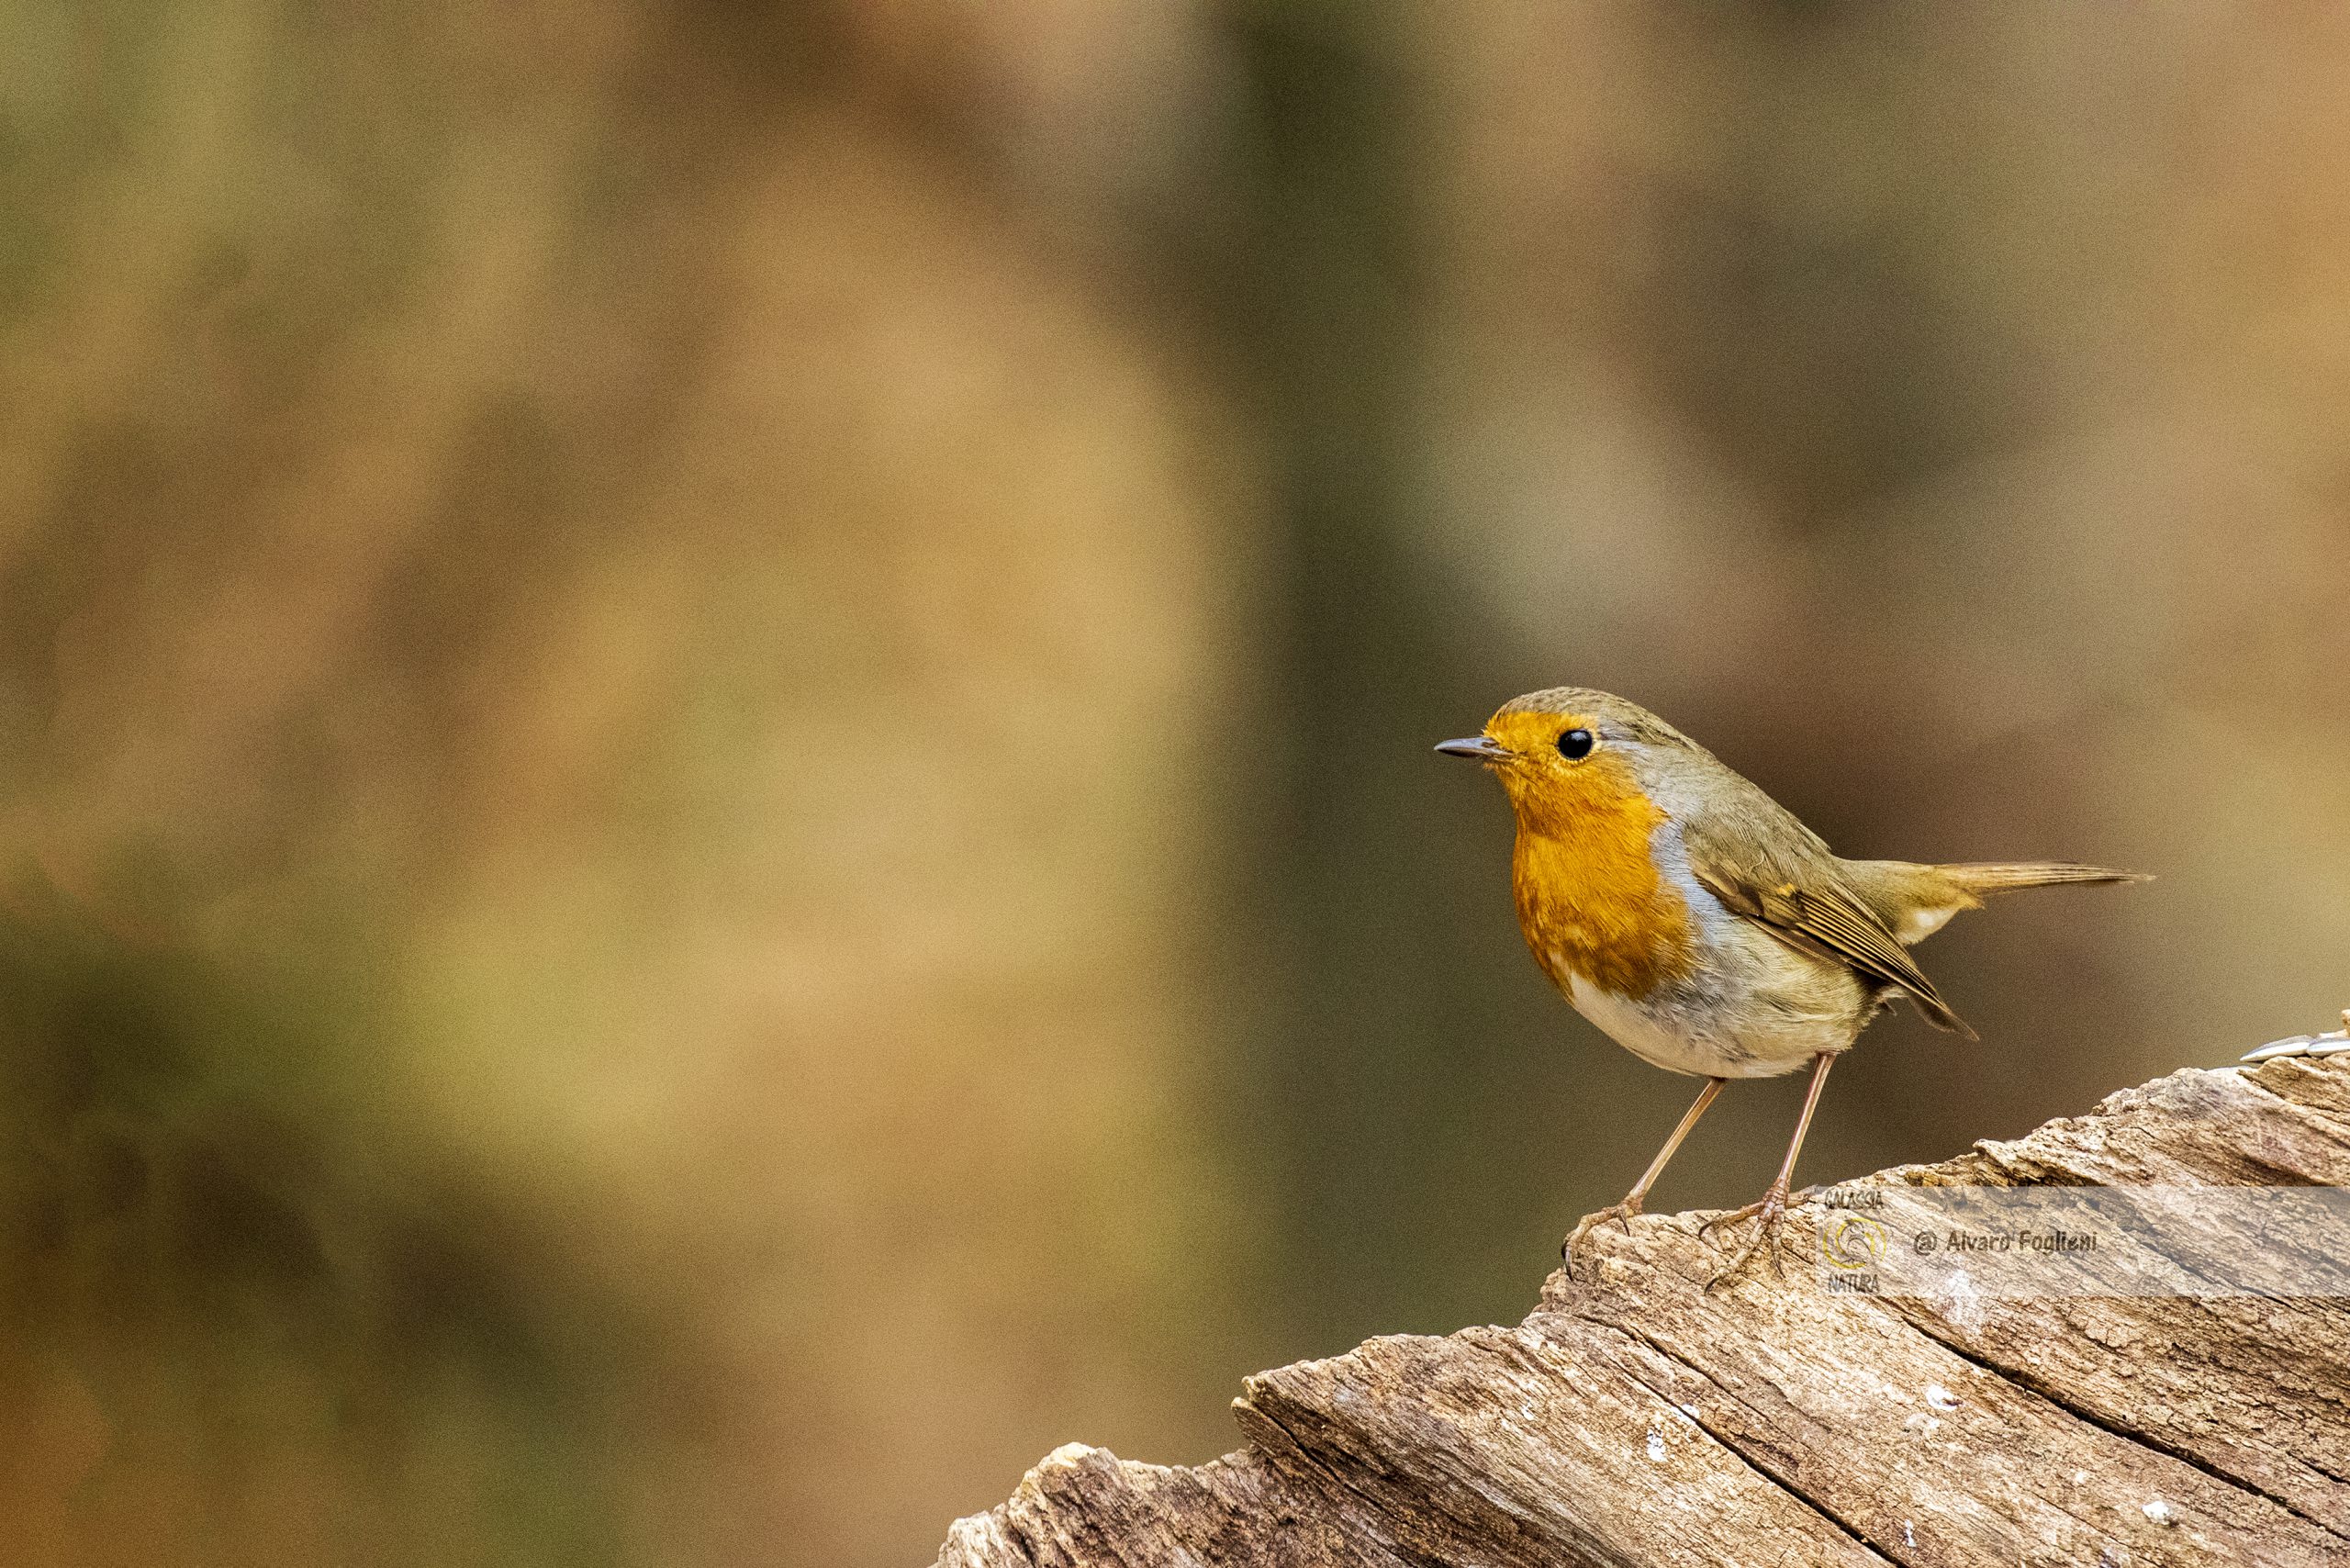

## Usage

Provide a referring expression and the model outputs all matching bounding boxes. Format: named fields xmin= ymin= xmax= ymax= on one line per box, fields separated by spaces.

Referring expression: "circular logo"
xmin=1819 ymin=1214 xmax=1888 ymax=1271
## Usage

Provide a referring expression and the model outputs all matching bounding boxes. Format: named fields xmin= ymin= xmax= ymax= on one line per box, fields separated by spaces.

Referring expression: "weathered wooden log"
xmin=934 ymin=1051 xmax=2350 ymax=1567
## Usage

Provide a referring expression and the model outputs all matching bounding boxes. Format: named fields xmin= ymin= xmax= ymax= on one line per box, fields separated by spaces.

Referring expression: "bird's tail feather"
xmin=1934 ymin=861 xmax=2150 ymax=896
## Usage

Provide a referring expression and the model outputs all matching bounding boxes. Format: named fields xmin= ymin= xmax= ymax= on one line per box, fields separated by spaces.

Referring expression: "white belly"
xmin=1561 ymin=973 xmax=1793 ymax=1078
xmin=1554 ymin=898 xmax=1868 ymax=1079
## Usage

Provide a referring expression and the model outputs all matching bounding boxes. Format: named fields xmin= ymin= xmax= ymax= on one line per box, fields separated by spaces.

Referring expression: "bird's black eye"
xmin=1558 ymin=728 xmax=1595 ymax=760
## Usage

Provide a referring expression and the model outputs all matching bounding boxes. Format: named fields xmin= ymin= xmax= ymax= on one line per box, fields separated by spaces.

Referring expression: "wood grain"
xmin=934 ymin=1055 xmax=2350 ymax=1567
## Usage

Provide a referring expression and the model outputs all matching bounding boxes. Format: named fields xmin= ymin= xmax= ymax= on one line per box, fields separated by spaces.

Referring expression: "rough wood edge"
xmin=934 ymin=1054 xmax=2350 ymax=1567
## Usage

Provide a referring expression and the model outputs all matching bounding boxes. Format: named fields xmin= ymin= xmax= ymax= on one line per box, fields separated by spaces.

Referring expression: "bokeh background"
xmin=6 ymin=3 xmax=2348 ymax=1564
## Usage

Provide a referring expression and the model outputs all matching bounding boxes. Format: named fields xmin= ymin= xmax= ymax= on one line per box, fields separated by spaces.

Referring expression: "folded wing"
xmin=1687 ymin=834 xmax=1977 ymax=1040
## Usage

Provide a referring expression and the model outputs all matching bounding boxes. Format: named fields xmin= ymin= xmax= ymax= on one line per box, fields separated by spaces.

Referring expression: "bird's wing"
xmin=1686 ymin=834 xmax=1976 ymax=1040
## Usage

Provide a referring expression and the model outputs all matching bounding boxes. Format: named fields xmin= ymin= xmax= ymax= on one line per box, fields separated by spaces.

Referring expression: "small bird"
xmin=1437 ymin=688 xmax=2145 ymax=1280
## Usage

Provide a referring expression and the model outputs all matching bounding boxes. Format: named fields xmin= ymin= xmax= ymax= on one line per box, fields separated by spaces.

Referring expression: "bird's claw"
xmin=1561 ymin=1198 xmax=1643 ymax=1271
xmin=1702 ymin=1185 xmax=1794 ymax=1290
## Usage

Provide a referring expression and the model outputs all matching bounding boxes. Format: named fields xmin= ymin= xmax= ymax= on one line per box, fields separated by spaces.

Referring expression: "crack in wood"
xmin=1901 ymin=1307 xmax=2350 ymax=1544
xmin=934 ymin=1056 xmax=2350 ymax=1568
xmin=1241 ymin=1401 xmax=1470 ymax=1568
xmin=1597 ymin=1331 xmax=1895 ymax=1564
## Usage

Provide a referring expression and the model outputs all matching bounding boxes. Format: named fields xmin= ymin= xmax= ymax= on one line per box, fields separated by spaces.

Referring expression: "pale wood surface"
xmin=934 ymin=1054 xmax=2350 ymax=1567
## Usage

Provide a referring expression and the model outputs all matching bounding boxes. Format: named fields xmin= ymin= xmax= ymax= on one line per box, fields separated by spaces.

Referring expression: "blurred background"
xmin=5 ymin=2 xmax=2347 ymax=1563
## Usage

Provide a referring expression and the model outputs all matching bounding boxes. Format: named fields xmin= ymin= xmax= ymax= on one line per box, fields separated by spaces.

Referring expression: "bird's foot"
xmin=1701 ymin=1182 xmax=1794 ymax=1290
xmin=1561 ymin=1196 xmax=1644 ymax=1271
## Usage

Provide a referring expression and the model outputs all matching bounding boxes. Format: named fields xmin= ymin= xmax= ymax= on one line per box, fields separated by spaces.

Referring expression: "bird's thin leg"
xmin=1563 ymin=1076 xmax=1726 ymax=1264
xmin=1703 ymin=1052 xmax=1835 ymax=1285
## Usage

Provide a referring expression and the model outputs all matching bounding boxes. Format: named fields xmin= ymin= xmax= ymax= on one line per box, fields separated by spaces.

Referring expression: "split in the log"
xmin=935 ymin=1052 xmax=2350 ymax=1567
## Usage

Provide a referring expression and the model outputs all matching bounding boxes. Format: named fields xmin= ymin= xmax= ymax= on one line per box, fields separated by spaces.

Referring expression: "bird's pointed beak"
xmin=1434 ymin=735 xmax=1508 ymax=762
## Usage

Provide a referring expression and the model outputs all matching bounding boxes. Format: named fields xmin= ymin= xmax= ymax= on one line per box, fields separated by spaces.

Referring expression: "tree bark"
xmin=934 ymin=1053 xmax=2350 ymax=1566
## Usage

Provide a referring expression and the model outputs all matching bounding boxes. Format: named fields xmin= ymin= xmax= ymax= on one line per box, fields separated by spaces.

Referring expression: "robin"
xmin=1437 ymin=687 xmax=2146 ymax=1281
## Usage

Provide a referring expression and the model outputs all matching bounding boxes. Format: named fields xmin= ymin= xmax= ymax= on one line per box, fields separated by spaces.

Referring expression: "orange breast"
xmin=1506 ymin=760 xmax=1697 ymax=1002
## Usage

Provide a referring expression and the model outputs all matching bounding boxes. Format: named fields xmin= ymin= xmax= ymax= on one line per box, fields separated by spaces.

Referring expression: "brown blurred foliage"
xmin=2 ymin=3 xmax=2345 ymax=1565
